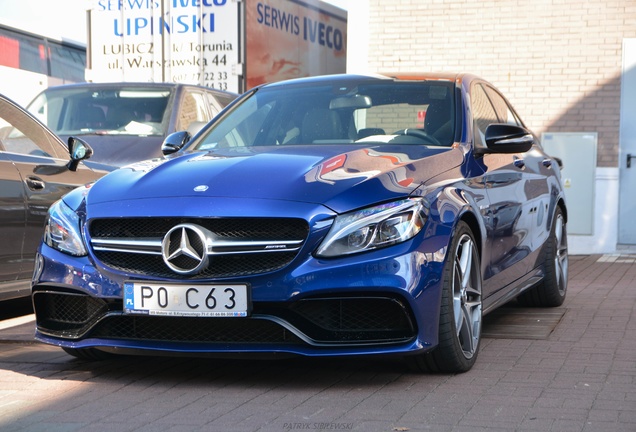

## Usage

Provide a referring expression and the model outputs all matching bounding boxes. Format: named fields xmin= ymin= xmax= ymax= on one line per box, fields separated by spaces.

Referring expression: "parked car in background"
xmin=26 ymin=82 xmax=238 ymax=167
xmin=32 ymin=73 xmax=568 ymax=373
xmin=0 ymin=93 xmax=107 ymax=301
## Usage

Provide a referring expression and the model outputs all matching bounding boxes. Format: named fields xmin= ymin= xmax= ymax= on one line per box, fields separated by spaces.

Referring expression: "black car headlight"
xmin=315 ymin=198 xmax=428 ymax=257
xmin=43 ymin=199 xmax=87 ymax=256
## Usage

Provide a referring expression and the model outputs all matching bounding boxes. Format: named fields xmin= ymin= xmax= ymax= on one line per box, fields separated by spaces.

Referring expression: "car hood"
xmin=85 ymin=144 xmax=463 ymax=213
xmin=59 ymin=134 xmax=164 ymax=168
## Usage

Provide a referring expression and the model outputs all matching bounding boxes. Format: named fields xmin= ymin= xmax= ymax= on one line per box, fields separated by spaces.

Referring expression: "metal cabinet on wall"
xmin=542 ymin=132 xmax=597 ymax=235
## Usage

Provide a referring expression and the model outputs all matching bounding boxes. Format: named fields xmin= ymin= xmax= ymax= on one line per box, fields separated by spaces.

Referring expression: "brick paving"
xmin=0 ymin=254 xmax=634 ymax=431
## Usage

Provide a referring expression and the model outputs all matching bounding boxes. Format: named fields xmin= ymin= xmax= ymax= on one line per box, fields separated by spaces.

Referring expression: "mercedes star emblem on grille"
xmin=161 ymin=224 xmax=210 ymax=275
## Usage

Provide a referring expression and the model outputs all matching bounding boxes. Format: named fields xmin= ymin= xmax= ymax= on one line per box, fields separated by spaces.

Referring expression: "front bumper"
xmin=33 ymin=238 xmax=447 ymax=358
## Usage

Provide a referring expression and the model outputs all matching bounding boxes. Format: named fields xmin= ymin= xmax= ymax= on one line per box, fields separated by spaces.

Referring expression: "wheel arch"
xmin=430 ymin=185 xmax=486 ymax=263
xmin=544 ymin=195 xmax=568 ymax=238
xmin=557 ymin=198 xmax=567 ymax=223
xmin=458 ymin=210 xmax=483 ymax=260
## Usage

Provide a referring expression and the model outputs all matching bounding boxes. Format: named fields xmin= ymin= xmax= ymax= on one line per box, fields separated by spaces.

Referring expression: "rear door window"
xmin=471 ymin=84 xmax=499 ymax=148
xmin=483 ymin=86 xmax=522 ymax=126
xmin=177 ymin=90 xmax=211 ymax=134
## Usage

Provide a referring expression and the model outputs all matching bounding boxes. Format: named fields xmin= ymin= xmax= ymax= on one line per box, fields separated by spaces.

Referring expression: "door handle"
xmin=542 ymin=158 xmax=552 ymax=168
xmin=25 ymin=176 xmax=45 ymax=190
xmin=628 ymin=154 xmax=635 ymax=168
xmin=513 ymin=157 xmax=525 ymax=169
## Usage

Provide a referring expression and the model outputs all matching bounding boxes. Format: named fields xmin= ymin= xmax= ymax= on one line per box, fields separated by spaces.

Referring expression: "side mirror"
xmin=476 ymin=124 xmax=535 ymax=154
xmin=67 ymin=137 xmax=93 ymax=172
xmin=161 ymin=131 xmax=191 ymax=155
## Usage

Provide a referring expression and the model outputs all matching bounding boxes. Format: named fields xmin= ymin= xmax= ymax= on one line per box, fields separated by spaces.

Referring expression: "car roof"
xmin=259 ymin=72 xmax=485 ymax=90
xmin=42 ymin=81 xmax=237 ymax=97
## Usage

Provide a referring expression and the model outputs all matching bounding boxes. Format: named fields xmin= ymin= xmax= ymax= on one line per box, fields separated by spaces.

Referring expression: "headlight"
xmin=315 ymin=198 xmax=428 ymax=257
xmin=43 ymin=199 xmax=87 ymax=256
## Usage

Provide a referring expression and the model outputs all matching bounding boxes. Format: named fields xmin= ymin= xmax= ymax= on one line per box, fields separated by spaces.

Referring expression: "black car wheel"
xmin=517 ymin=206 xmax=568 ymax=307
xmin=408 ymin=221 xmax=482 ymax=373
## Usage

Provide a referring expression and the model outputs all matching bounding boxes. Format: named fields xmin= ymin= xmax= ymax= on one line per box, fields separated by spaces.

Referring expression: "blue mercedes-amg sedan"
xmin=32 ymin=73 xmax=568 ymax=373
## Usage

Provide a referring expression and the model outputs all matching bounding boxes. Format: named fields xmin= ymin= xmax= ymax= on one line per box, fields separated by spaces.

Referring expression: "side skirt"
xmin=482 ymin=269 xmax=544 ymax=315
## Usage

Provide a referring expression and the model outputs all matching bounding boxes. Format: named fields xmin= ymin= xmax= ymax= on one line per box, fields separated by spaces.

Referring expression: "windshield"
xmin=27 ymin=86 xmax=173 ymax=136
xmin=193 ymin=79 xmax=456 ymax=150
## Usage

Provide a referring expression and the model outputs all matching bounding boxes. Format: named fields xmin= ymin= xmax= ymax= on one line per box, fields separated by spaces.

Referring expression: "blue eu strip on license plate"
xmin=123 ymin=281 xmax=249 ymax=317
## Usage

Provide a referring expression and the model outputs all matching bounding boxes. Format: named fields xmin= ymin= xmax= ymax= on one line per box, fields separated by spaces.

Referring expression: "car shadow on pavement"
xmin=0 ymin=300 xmax=569 ymax=382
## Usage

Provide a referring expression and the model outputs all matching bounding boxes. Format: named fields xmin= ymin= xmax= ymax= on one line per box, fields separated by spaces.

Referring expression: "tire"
xmin=517 ymin=206 xmax=568 ymax=307
xmin=408 ymin=221 xmax=482 ymax=373
xmin=62 ymin=347 xmax=113 ymax=361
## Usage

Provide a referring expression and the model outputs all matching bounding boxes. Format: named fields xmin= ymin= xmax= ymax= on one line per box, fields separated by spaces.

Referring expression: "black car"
xmin=0 ymin=93 xmax=104 ymax=301
xmin=26 ymin=82 xmax=238 ymax=167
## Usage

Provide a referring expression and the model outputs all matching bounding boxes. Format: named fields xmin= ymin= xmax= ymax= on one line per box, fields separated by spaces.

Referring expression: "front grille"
xmin=273 ymin=297 xmax=415 ymax=343
xmin=293 ymin=297 xmax=412 ymax=333
xmin=33 ymin=292 xmax=110 ymax=337
xmin=89 ymin=217 xmax=309 ymax=279
xmin=91 ymin=316 xmax=303 ymax=344
xmin=34 ymin=292 xmax=417 ymax=346
xmin=94 ymin=250 xmax=299 ymax=279
xmin=90 ymin=218 xmax=307 ymax=240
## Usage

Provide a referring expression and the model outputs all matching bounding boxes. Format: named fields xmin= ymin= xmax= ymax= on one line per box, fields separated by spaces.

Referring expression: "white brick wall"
xmin=365 ymin=0 xmax=635 ymax=167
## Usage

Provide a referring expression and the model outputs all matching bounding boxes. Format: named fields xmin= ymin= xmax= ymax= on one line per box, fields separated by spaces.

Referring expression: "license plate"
xmin=123 ymin=281 xmax=249 ymax=317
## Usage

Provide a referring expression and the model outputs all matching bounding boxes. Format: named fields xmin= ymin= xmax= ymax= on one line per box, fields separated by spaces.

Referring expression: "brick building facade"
xmin=345 ymin=0 xmax=636 ymax=254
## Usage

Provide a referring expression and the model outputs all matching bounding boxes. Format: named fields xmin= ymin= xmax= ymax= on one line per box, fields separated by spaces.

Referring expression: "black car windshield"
xmin=193 ymin=79 xmax=456 ymax=149
xmin=27 ymin=86 xmax=173 ymax=136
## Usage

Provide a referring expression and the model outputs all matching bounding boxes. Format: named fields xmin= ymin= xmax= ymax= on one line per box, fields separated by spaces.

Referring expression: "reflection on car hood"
xmin=86 ymin=144 xmax=462 ymax=213
xmin=59 ymin=134 xmax=164 ymax=168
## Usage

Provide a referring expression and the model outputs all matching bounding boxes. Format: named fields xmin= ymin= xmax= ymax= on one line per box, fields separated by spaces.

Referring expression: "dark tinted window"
xmin=483 ymin=86 xmax=522 ymax=126
xmin=0 ymin=26 xmax=85 ymax=82
xmin=49 ymin=42 xmax=86 ymax=82
xmin=177 ymin=90 xmax=210 ymax=133
xmin=194 ymin=80 xmax=456 ymax=149
xmin=0 ymin=97 xmax=63 ymax=158
xmin=27 ymin=87 xmax=172 ymax=136
xmin=471 ymin=84 xmax=499 ymax=147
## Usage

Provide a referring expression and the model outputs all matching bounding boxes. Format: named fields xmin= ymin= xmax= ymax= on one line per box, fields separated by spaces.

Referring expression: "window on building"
xmin=0 ymin=25 xmax=86 ymax=82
